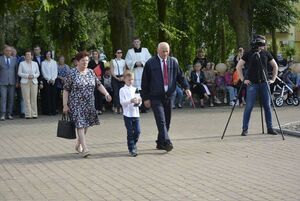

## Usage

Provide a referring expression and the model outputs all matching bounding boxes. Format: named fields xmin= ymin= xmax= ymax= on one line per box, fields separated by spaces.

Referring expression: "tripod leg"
xmin=262 ymin=71 xmax=285 ymax=140
xmin=221 ymin=83 xmax=244 ymax=139
xmin=259 ymin=84 xmax=265 ymax=134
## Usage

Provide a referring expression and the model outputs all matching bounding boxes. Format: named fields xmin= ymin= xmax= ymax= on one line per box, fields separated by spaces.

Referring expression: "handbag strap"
xmin=62 ymin=113 xmax=71 ymax=121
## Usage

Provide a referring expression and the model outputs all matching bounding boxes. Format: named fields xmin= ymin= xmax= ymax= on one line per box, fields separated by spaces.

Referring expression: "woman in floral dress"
xmin=63 ymin=51 xmax=112 ymax=157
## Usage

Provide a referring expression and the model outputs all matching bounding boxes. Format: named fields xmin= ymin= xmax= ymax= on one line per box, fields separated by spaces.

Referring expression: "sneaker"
xmin=129 ymin=150 xmax=138 ymax=157
xmin=178 ymin=104 xmax=182 ymax=108
xmin=80 ymin=150 xmax=90 ymax=158
xmin=241 ymin=129 xmax=248 ymax=136
xmin=7 ymin=114 xmax=13 ymax=120
xmin=113 ymin=107 xmax=118 ymax=114
xmin=242 ymin=97 xmax=246 ymax=104
xmin=214 ymin=97 xmax=222 ymax=104
xmin=0 ymin=115 xmax=5 ymax=121
xmin=229 ymin=101 xmax=235 ymax=106
xmin=267 ymin=128 xmax=278 ymax=135
xmin=210 ymin=102 xmax=214 ymax=107
xmin=224 ymin=97 xmax=228 ymax=104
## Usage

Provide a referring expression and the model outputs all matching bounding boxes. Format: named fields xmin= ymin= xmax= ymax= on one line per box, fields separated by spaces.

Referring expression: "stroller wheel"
xmin=293 ymin=97 xmax=299 ymax=106
xmin=286 ymin=97 xmax=294 ymax=105
xmin=275 ymin=97 xmax=284 ymax=107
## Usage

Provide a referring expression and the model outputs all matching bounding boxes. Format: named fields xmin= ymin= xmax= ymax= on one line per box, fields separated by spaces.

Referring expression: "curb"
xmin=274 ymin=128 xmax=300 ymax=137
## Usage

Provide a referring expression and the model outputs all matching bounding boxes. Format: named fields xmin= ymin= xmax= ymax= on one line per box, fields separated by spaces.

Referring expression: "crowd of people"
xmin=1 ymin=38 xmax=299 ymax=122
xmin=1 ymin=35 xmax=300 ymax=157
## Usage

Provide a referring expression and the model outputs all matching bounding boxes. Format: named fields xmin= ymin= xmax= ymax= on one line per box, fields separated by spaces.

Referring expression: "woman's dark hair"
xmin=194 ymin=62 xmax=202 ymax=67
xmin=44 ymin=50 xmax=52 ymax=58
xmin=75 ymin=51 xmax=89 ymax=61
xmin=24 ymin=49 xmax=33 ymax=55
xmin=114 ymin=48 xmax=122 ymax=53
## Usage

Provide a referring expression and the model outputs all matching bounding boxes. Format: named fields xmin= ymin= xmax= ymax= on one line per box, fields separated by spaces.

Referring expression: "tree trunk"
xmin=220 ymin=16 xmax=226 ymax=63
xmin=271 ymin=28 xmax=277 ymax=56
xmin=108 ymin=0 xmax=135 ymax=55
xmin=227 ymin=0 xmax=252 ymax=51
xmin=157 ymin=0 xmax=167 ymax=42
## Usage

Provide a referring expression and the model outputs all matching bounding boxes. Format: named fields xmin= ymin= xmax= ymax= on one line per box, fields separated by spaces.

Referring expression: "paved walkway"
xmin=0 ymin=106 xmax=299 ymax=201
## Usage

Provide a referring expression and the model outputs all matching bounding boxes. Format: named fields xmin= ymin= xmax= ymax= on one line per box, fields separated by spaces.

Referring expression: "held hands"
xmin=135 ymin=61 xmax=143 ymax=67
xmin=28 ymin=74 xmax=34 ymax=79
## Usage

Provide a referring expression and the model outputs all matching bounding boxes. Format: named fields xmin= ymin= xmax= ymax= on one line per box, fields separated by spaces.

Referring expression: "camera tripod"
xmin=221 ymin=51 xmax=284 ymax=140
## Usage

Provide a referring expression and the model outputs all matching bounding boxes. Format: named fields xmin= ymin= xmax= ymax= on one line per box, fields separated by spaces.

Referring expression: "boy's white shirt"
xmin=119 ymin=84 xmax=141 ymax=117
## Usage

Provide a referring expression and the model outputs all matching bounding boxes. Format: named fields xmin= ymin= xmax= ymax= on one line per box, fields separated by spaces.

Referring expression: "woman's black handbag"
xmin=57 ymin=114 xmax=76 ymax=139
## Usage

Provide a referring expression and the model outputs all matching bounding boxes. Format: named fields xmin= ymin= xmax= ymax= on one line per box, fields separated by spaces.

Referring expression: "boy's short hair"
xmin=123 ymin=70 xmax=134 ymax=79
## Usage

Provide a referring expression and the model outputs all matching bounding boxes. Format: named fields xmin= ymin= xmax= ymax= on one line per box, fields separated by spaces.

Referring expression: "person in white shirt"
xmin=18 ymin=50 xmax=40 ymax=119
xmin=119 ymin=71 xmax=142 ymax=157
xmin=110 ymin=49 xmax=127 ymax=114
xmin=41 ymin=50 xmax=58 ymax=115
xmin=125 ymin=37 xmax=151 ymax=113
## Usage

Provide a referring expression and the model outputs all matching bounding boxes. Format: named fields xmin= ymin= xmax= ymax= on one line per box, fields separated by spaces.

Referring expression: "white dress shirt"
xmin=119 ymin=85 xmax=140 ymax=118
xmin=157 ymin=55 xmax=168 ymax=92
xmin=41 ymin=59 xmax=58 ymax=81
xmin=18 ymin=61 xmax=40 ymax=84
xmin=112 ymin=59 xmax=126 ymax=76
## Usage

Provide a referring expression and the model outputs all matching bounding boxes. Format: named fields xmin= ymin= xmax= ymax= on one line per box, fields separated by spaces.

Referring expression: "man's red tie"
xmin=163 ymin=59 xmax=168 ymax=85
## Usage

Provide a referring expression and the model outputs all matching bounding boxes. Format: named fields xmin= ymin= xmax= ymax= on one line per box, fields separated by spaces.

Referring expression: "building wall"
xmin=266 ymin=2 xmax=300 ymax=62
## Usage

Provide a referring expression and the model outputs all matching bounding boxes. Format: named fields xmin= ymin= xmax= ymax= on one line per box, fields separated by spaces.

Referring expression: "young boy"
xmin=103 ymin=67 xmax=113 ymax=112
xmin=119 ymin=71 xmax=142 ymax=157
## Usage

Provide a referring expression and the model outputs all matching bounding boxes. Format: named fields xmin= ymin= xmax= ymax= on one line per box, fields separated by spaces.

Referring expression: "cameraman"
xmin=236 ymin=35 xmax=278 ymax=136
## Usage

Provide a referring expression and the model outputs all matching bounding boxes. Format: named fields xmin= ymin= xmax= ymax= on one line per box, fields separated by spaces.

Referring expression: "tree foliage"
xmin=0 ymin=0 xmax=299 ymax=67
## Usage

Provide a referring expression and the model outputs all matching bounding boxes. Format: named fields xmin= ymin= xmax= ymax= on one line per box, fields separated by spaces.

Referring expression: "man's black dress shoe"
xmin=267 ymin=128 xmax=278 ymax=135
xmin=164 ymin=142 xmax=173 ymax=152
xmin=241 ymin=129 xmax=248 ymax=136
xmin=156 ymin=142 xmax=173 ymax=152
xmin=156 ymin=143 xmax=165 ymax=150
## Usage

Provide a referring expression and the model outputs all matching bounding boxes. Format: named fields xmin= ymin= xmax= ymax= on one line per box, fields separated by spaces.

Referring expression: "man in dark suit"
xmin=141 ymin=42 xmax=192 ymax=151
xmin=32 ymin=45 xmax=44 ymax=114
xmin=0 ymin=45 xmax=18 ymax=120
xmin=32 ymin=45 xmax=44 ymax=87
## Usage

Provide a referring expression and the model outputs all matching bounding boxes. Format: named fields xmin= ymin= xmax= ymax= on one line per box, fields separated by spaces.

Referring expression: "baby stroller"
xmin=273 ymin=76 xmax=299 ymax=107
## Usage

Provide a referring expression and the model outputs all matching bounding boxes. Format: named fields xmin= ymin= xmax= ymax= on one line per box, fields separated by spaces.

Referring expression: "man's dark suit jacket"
xmin=33 ymin=55 xmax=44 ymax=83
xmin=141 ymin=55 xmax=189 ymax=100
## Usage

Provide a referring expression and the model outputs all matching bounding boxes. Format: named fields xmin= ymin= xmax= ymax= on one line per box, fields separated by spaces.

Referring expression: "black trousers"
xmin=111 ymin=77 xmax=124 ymax=108
xmin=56 ymin=88 xmax=62 ymax=111
xmin=41 ymin=82 xmax=56 ymax=115
xmin=94 ymin=89 xmax=103 ymax=111
xmin=151 ymin=98 xmax=172 ymax=145
xmin=191 ymin=84 xmax=206 ymax=99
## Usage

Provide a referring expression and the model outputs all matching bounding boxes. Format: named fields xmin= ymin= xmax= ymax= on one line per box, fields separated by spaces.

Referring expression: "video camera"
xmin=250 ymin=35 xmax=266 ymax=51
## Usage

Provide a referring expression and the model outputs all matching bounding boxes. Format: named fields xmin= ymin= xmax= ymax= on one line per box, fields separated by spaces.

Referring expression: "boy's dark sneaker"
xmin=241 ymin=129 xmax=248 ymax=136
xmin=267 ymin=128 xmax=278 ymax=135
xmin=129 ymin=151 xmax=138 ymax=157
